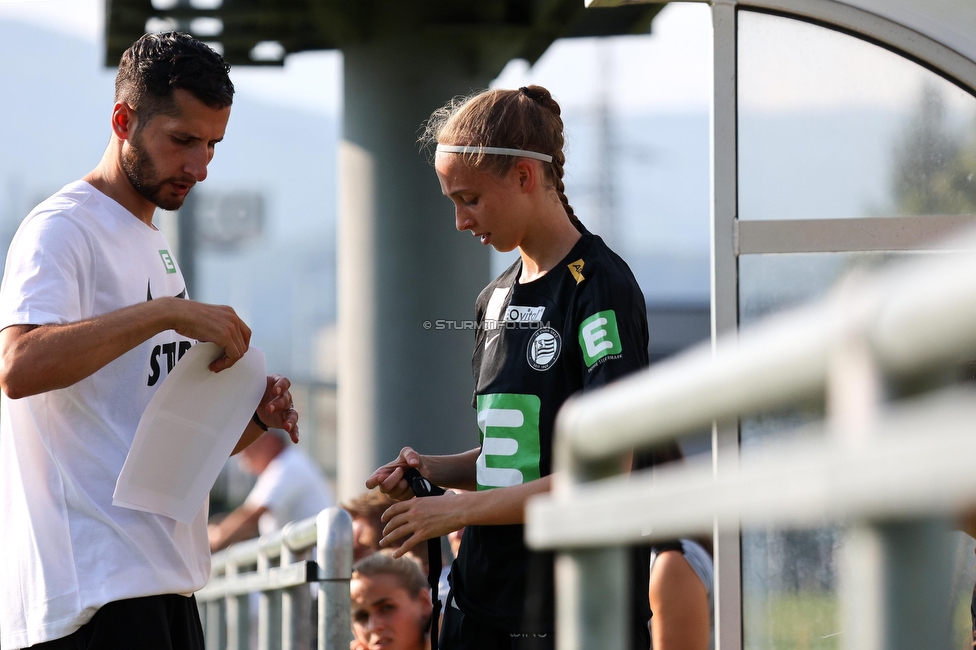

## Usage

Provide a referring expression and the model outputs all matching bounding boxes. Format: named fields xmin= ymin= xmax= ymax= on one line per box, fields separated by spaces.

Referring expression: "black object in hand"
xmin=402 ymin=466 xmax=446 ymax=497
xmin=399 ymin=466 xmax=447 ymax=650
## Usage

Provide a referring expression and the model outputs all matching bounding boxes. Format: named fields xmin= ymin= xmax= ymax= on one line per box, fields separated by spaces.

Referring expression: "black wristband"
xmin=252 ymin=411 xmax=269 ymax=432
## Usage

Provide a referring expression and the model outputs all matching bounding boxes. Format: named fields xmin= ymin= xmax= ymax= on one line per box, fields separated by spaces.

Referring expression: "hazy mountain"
xmin=0 ymin=21 xmax=337 ymax=235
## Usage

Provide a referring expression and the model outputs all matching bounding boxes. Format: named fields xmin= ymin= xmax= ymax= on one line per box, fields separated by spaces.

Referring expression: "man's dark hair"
xmin=115 ymin=31 xmax=234 ymax=127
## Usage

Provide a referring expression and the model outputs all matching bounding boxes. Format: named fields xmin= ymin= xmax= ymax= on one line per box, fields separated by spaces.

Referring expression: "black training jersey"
xmin=450 ymin=230 xmax=649 ymax=634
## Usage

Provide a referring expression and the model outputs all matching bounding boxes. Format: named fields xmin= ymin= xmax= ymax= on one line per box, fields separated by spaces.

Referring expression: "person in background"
xmin=648 ymin=539 xmax=713 ymax=650
xmin=344 ymin=490 xmax=437 ymax=582
xmin=344 ymin=490 xmax=400 ymax=562
xmin=351 ymin=552 xmax=432 ymax=650
xmin=209 ymin=429 xmax=334 ymax=551
xmin=447 ymin=527 xmax=464 ymax=559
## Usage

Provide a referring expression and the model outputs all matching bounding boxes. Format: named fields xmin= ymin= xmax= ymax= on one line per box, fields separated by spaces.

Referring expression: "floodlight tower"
xmin=105 ymin=0 xmax=664 ymax=498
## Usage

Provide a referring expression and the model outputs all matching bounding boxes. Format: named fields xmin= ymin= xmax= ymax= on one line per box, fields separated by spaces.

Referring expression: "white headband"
xmin=436 ymin=144 xmax=553 ymax=164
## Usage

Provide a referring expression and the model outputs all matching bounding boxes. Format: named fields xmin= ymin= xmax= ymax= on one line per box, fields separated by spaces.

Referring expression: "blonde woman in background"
xmin=351 ymin=552 xmax=432 ymax=650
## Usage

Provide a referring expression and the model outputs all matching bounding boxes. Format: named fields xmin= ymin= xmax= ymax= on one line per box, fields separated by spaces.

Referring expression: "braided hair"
xmin=421 ymin=85 xmax=583 ymax=232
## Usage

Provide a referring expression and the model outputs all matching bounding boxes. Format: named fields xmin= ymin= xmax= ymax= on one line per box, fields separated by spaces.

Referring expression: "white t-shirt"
xmin=245 ymin=446 xmax=334 ymax=535
xmin=0 ymin=181 xmax=209 ymax=649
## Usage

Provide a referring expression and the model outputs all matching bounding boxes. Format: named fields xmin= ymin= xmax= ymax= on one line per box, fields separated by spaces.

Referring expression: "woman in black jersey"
xmin=366 ymin=85 xmax=652 ymax=650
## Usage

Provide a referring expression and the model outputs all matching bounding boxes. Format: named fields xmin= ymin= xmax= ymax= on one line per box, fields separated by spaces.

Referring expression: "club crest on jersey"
xmin=526 ymin=326 xmax=561 ymax=371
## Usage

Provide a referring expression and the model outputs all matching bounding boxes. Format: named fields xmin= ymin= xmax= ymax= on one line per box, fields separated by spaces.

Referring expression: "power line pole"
xmin=595 ymin=42 xmax=615 ymax=247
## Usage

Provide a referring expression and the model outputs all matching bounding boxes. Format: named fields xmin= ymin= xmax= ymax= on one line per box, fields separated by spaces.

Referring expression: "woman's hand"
xmin=379 ymin=491 xmax=464 ymax=557
xmin=365 ymin=447 xmax=429 ymax=501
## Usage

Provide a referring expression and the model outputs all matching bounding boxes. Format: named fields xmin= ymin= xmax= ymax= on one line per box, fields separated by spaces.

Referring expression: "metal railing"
xmin=526 ymin=233 xmax=976 ymax=650
xmin=197 ymin=507 xmax=353 ymax=650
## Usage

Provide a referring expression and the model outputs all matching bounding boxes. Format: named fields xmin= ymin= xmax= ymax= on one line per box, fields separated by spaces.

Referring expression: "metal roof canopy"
xmin=588 ymin=0 xmax=976 ymax=85
xmin=104 ymin=0 xmax=664 ymax=70
xmin=842 ymin=0 xmax=976 ymax=68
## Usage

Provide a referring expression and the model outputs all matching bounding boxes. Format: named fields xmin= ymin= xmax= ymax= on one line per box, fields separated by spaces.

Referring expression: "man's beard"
xmin=120 ymin=131 xmax=191 ymax=212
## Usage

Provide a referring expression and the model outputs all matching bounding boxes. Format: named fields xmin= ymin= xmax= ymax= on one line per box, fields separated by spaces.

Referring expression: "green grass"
xmin=744 ymin=591 xmax=973 ymax=649
xmin=953 ymin=592 xmax=973 ymax=650
xmin=744 ymin=593 xmax=840 ymax=650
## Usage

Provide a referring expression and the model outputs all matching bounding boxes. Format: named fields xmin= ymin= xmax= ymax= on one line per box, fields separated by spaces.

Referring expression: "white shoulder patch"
xmin=484 ymin=287 xmax=510 ymax=328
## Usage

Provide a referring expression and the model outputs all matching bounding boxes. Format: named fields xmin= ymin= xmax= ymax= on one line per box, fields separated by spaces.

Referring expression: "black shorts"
xmin=28 ymin=594 xmax=204 ymax=650
xmin=439 ymin=596 xmax=554 ymax=650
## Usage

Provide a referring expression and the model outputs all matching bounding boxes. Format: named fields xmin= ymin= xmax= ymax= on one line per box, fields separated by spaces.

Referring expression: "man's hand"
xmin=231 ymin=375 xmax=299 ymax=455
xmin=256 ymin=374 xmax=299 ymax=443
xmin=165 ymin=298 xmax=251 ymax=372
xmin=365 ymin=447 xmax=429 ymax=501
xmin=379 ymin=491 xmax=463 ymax=558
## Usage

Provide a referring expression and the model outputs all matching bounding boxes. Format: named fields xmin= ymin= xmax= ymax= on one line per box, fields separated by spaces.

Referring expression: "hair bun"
xmin=519 ymin=85 xmax=561 ymax=117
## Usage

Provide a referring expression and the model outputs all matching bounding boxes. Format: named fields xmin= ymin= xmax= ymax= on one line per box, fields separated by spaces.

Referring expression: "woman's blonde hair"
xmin=421 ymin=85 xmax=582 ymax=231
xmin=352 ymin=551 xmax=428 ymax=598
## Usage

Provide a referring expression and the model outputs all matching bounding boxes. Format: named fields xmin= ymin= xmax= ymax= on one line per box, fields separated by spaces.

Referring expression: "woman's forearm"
xmin=420 ymin=448 xmax=480 ymax=490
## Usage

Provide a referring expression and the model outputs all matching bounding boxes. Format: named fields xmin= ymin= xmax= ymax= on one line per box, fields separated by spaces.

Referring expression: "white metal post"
xmin=554 ymin=445 xmax=630 ymax=650
xmin=205 ymin=597 xmax=226 ymax=650
xmin=280 ymin=522 xmax=312 ymax=650
xmin=555 ymin=548 xmax=629 ymax=650
xmin=317 ymin=508 xmax=353 ymax=650
xmin=710 ymin=2 xmax=743 ymax=650
xmin=840 ymin=519 xmax=955 ymax=650
xmin=258 ymin=537 xmax=282 ymax=650
xmin=827 ymin=305 xmax=956 ymax=650
xmin=225 ymin=558 xmax=249 ymax=650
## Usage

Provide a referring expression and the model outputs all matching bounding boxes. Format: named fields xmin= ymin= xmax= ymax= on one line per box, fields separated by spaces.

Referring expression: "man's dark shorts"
xmin=27 ymin=594 xmax=204 ymax=650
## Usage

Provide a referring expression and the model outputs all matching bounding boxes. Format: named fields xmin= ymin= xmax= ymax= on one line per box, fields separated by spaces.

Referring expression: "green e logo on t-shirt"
xmin=159 ymin=250 xmax=177 ymax=274
xmin=579 ymin=310 xmax=622 ymax=367
xmin=475 ymin=393 xmax=541 ymax=490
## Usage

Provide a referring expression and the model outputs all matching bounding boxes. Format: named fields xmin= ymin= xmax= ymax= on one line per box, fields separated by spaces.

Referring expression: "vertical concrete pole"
xmin=337 ymin=39 xmax=492 ymax=499
xmin=177 ymin=193 xmax=197 ymax=299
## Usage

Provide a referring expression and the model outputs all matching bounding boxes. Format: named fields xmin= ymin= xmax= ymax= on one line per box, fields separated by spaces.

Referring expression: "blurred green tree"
xmin=891 ymin=82 xmax=976 ymax=215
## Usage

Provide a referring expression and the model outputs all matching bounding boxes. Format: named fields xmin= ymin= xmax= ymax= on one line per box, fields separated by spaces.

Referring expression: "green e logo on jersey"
xmin=579 ymin=310 xmax=622 ymax=367
xmin=476 ymin=393 xmax=541 ymax=490
xmin=159 ymin=250 xmax=177 ymax=274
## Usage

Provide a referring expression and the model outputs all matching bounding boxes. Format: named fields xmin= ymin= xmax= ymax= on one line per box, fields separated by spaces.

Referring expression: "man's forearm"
xmin=0 ymin=299 xmax=178 ymax=398
xmin=0 ymin=295 xmax=254 ymax=398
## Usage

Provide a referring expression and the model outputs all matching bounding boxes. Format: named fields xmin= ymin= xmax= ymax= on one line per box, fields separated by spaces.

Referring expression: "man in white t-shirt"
xmin=209 ymin=430 xmax=335 ymax=550
xmin=0 ymin=32 xmax=300 ymax=650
